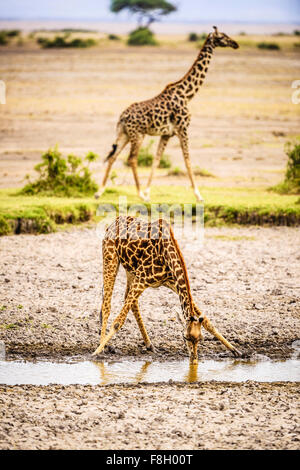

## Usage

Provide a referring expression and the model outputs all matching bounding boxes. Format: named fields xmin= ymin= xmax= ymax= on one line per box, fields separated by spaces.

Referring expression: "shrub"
xmin=0 ymin=32 xmax=9 ymax=45
xmin=5 ymin=29 xmax=20 ymax=37
xmin=294 ymin=30 xmax=300 ymax=36
xmin=125 ymin=140 xmax=171 ymax=167
xmin=188 ymin=32 xmax=199 ymax=42
xmin=127 ymin=27 xmax=157 ymax=46
xmin=257 ymin=42 xmax=280 ymax=50
xmin=108 ymin=33 xmax=120 ymax=40
xmin=37 ymin=35 xmax=97 ymax=48
xmin=159 ymin=153 xmax=171 ymax=169
xmin=193 ymin=166 xmax=215 ymax=177
xmin=168 ymin=166 xmax=185 ymax=176
xmin=20 ymin=146 xmax=99 ymax=197
xmin=270 ymin=141 xmax=300 ymax=194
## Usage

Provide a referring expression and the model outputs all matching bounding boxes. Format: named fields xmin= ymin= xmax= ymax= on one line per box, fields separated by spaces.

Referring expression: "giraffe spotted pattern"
xmin=92 ymin=216 xmax=241 ymax=364
xmin=96 ymin=26 xmax=239 ymax=202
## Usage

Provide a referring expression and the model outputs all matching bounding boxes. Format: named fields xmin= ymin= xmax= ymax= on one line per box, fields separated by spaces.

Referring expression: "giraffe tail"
xmin=105 ymin=144 xmax=117 ymax=161
xmin=105 ymin=123 xmax=128 ymax=162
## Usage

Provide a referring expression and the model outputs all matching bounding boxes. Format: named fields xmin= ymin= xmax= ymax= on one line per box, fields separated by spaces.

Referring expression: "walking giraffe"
xmin=95 ymin=26 xmax=239 ymax=202
xmin=92 ymin=216 xmax=241 ymax=364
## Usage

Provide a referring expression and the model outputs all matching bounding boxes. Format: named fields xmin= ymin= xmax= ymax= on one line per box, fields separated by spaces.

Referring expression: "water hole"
xmin=0 ymin=357 xmax=299 ymax=386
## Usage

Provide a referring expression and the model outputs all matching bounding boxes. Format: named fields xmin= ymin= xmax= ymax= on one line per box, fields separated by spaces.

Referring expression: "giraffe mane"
xmin=163 ymin=35 xmax=213 ymax=91
xmin=168 ymin=225 xmax=194 ymax=317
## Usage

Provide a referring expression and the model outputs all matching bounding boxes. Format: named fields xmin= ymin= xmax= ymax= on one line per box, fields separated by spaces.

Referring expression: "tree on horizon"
xmin=110 ymin=0 xmax=177 ymax=28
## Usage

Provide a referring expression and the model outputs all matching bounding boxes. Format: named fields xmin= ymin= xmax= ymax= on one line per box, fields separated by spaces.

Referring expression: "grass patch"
xmin=208 ymin=234 xmax=256 ymax=241
xmin=167 ymin=166 xmax=185 ymax=176
xmin=0 ymin=186 xmax=299 ymax=235
xmin=124 ymin=140 xmax=171 ymax=168
xmin=193 ymin=167 xmax=216 ymax=178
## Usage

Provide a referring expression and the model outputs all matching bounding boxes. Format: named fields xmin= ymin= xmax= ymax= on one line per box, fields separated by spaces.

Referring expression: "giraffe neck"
xmin=176 ymin=279 xmax=194 ymax=320
xmin=168 ymin=228 xmax=194 ymax=320
xmin=169 ymin=37 xmax=215 ymax=101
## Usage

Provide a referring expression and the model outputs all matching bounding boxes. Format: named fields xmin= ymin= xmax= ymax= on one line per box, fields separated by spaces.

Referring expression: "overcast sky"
xmin=0 ymin=0 xmax=299 ymax=23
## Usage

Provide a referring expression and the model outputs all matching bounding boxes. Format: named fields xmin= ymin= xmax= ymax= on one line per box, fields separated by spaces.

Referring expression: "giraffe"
xmin=92 ymin=216 xmax=241 ymax=364
xmin=95 ymin=26 xmax=239 ymax=202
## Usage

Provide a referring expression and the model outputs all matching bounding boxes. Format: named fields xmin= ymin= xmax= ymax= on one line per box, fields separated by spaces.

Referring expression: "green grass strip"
xmin=0 ymin=186 xmax=299 ymax=235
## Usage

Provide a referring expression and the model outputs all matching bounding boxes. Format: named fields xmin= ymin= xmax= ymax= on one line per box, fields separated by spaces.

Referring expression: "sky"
xmin=0 ymin=0 xmax=299 ymax=23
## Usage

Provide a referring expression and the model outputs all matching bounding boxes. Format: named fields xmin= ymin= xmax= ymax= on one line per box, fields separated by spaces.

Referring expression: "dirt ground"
xmin=0 ymin=381 xmax=299 ymax=450
xmin=0 ymin=225 xmax=299 ymax=449
xmin=1 ymin=225 xmax=299 ymax=360
xmin=0 ymin=42 xmax=299 ymax=190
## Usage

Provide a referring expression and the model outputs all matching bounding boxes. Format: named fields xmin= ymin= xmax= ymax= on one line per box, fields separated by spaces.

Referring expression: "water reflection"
xmin=0 ymin=357 xmax=299 ymax=386
xmin=94 ymin=360 xmax=152 ymax=385
xmin=184 ymin=363 xmax=199 ymax=383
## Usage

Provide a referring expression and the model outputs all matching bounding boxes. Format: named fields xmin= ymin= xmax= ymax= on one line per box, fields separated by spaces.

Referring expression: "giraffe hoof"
xmin=91 ymin=347 xmax=103 ymax=356
xmin=231 ymin=347 xmax=242 ymax=358
xmin=94 ymin=188 xmax=105 ymax=200
xmin=143 ymin=189 xmax=150 ymax=201
xmin=146 ymin=344 xmax=155 ymax=353
xmin=194 ymin=190 xmax=204 ymax=202
xmin=138 ymin=191 xmax=148 ymax=202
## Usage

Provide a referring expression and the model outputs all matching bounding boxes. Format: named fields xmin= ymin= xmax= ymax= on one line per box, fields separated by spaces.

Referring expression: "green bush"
xmin=37 ymin=35 xmax=97 ymax=48
xmin=108 ymin=33 xmax=120 ymax=40
xmin=125 ymin=140 xmax=171 ymax=168
xmin=127 ymin=27 xmax=157 ymax=46
xmin=168 ymin=166 xmax=185 ymax=176
xmin=294 ymin=30 xmax=300 ymax=36
xmin=20 ymin=146 xmax=99 ymax=197
xmin=0 ymin=32 xmax=9 ymax=45
xmin=5 ymin=29 xmax=20 ymax=37
xmin=159 ymin=153 xmax=171 ymax=169
xmin=270 ymin=142 xmax=300 ymax=194
xmin=188 ymin=32 xmax=199 ymax=42
xmin=193 ymin=166 xmax=216 ymax=177
xmin=257 ymin=42 xmax=280 ymax=50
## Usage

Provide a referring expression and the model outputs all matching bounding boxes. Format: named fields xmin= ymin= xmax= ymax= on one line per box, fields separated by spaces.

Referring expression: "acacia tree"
xmin=110 ymin=0 xmax=177 ymax=27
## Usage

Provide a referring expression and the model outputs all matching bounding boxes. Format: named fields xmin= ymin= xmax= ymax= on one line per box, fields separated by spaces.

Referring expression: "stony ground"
xmin=0 ymin=382 xmax=298 ymax=450
xmin=0 ymin=225 xmax=299 ymax=360
xmin=0 ymin=225 xmax=299 ymax=450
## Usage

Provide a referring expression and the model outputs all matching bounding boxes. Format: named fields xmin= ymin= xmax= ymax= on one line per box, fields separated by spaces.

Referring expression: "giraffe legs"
xmin=92 ymin=277 xmax=145 ymax=356
xmin=95 ymin=243 xmax=120 ymax=352
xmin=178 ymin=129 xmax=203 ymax=202
xmin=193 ymin=303 xmax=241 ymax=357
xmin=125 ymin=272 xmax=153 ymax=351
xmin=127 ymin=135 xmax=146 ymax=200
xmin=144 ymin=135 xmax=170 ymax=201
xmin=131 ymin=300 xmax=154 ymax=351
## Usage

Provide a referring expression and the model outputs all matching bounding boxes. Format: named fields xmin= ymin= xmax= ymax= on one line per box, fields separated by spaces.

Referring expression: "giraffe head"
xmin=209 ymin=26 xmax=239 ymax=49
xmin=184 ymin=316 xmax=203 ymax=365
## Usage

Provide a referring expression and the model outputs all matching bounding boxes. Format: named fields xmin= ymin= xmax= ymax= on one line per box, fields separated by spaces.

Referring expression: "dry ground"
xmin=0 ymin=225 xmax=299 ymax=359
xmin=0 ymin=382 xmax=298 ymax=450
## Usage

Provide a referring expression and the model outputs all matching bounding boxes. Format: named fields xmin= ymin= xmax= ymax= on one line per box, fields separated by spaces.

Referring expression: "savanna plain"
xmin=0 ymin=29 xmax=299 ymax=450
